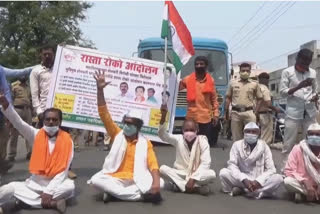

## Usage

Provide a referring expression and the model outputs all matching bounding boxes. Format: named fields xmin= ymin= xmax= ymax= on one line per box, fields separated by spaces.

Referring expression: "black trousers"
xmin=198 ymin=120 xmax=220 ymax=147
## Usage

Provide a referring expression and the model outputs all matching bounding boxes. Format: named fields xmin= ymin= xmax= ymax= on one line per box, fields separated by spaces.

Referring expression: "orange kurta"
xmin=180 ymin=73 xmax=219 ymax=124
xmin=98 ymin=105 xmax=159 ymax=180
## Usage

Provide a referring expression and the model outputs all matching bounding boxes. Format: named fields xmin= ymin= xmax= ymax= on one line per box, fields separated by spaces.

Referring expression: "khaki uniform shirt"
xmin=226 ymin=79 xmax=263 ymax=108
xmin=11 ymin=81 xmax=31 ymax=107
xmin=259 ymin=84 xmax=271 ymax=112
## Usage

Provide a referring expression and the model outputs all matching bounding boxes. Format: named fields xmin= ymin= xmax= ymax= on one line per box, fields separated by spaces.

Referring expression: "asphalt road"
xmin=2 ymin=136 xmax=320 ymax=214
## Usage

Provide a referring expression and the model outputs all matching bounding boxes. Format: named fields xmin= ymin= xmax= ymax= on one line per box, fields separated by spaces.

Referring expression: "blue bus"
xmin=138 ymin=37 xmax=231 ymax=141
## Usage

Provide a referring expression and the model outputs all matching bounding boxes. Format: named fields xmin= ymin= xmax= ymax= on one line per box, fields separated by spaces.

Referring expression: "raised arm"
xmin=94 ymin=70 xmax=121 ymax=141
xmin=0 ymin=69 xmax=12 ymax=103
xmin=3 ymin=65 xmax=34 ymax=78
xmin=0 ymin=92 xmax=37 ymax=144
xmin=158 ymin=104 xmax=178 ymax=146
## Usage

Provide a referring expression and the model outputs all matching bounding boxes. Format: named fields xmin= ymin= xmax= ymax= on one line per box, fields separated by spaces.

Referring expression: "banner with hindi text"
xmin=46 ymin=45 xmax=178 ymax=143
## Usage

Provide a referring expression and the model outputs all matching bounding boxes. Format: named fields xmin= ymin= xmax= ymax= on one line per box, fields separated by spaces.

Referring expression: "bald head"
xmin=182 ymin=119 xmax=198 ymax=133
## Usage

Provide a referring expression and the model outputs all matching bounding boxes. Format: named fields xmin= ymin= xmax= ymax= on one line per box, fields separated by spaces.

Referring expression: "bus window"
xmin=140 ymin=49 xmax=227 ymax=86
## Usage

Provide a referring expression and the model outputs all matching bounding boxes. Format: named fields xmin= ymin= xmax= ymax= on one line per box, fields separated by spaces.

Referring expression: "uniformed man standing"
xmin=224 ymin=63 xmax=263 ymax=141
xmin=257 ymin=72 xmax=281 ymax=145
xmin=7 ymin=76 xmax=32 ymax=161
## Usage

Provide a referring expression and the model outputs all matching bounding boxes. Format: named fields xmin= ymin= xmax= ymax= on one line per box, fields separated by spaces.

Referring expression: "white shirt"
xmin=158 ymin=124 xmax=212 ymax=178
xmin=30 ymin=65 xmax=53 ymax=115
xmin=227 ymin=139 xmax=276 ymax=185
xmin=279 ymin=66 xmax=318 ymax=120
xmin=2 ymin=105 xmax=73 ymax=195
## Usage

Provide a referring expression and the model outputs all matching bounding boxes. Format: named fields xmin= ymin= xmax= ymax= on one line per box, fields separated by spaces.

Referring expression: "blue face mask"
xmin=244 ymin=133 xmax=259 ymax=145
xmin=123 ymin=124 xmax=138 ymax=137
xmin=307 ymin=135 xmax=320 ymax=146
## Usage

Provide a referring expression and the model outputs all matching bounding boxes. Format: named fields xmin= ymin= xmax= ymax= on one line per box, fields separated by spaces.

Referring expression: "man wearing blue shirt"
xmin=0 ymin=65 xmax=33 ymax=174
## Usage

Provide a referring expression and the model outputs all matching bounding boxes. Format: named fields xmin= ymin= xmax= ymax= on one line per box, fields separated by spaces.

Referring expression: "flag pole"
xmin=163 ymin=36 xmax=168 ymax=98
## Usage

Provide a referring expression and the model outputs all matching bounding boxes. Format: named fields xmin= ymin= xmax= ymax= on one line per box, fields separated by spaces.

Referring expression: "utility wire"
xmin=258 ymin=48 xmax=298 ymax=66
xmin=230 ymin=1 xmax=288 ymax=51
xmin=228 ymin=1 xmax=268 ymax=44
xmin=232 ymin=1 xmax=296 ymax=55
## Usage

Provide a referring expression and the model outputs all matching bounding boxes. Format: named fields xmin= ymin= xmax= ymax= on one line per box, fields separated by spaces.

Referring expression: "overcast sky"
xmin=80 ymin=1 xmax=320 ymax=71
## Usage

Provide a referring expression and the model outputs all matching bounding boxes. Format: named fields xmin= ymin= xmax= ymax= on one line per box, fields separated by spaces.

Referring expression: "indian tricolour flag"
xmin=161 ymin=1 xmax=195 ymax=73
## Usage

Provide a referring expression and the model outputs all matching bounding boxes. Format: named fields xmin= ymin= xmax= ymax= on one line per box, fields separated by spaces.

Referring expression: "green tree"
xmin=0 ymin=1 xmax=94 ymax=68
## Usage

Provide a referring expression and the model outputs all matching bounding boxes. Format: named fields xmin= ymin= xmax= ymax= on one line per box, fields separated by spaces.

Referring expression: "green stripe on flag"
xmin=172 ymin=51 xmax=183 ymax=73
xmin=161 ymin=19 xmax=169 ymax=39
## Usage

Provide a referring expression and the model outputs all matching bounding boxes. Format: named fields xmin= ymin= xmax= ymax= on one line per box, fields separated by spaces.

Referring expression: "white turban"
xmin=125 ymin=109 xmax=143 ymax=121
xmin=244 ymin=122 xmax=259 ymax=130
xmin=307 ymin=123 xmax=320 ymax=131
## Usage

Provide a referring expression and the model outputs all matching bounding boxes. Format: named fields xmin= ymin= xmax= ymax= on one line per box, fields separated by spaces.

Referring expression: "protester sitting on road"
xmin=0 ymin=92 xmax=74 ymax=213
xmin=219 ymin=122 xmax=283 ymax=199
xmin=284 ymin=123 xmax=320 ymax=203
xmin=88 ymin=70 xmax=163 ymax=203
xmin=158 ymin=104 xmax=216 ymax=195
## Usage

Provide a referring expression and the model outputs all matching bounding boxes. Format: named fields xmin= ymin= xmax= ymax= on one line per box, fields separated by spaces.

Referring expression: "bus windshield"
xmin=140 ymin=49 xmax=228 ymax=85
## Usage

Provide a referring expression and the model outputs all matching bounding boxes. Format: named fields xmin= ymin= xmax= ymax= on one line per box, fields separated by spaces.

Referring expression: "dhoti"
xmin=0 ymin=184 xmax=14 ymax=205
xmin=160 ymin=165 xmax=216 ymax=192
xmin=9 ymin=176 xmax=74 ymax=208
xmin=219 ymin=168 xmax=283 ymax=198
xmin=89 ymin=171 xmax=164 ymax=201
xmin=284 ymin=177 xmax=307 ymax=195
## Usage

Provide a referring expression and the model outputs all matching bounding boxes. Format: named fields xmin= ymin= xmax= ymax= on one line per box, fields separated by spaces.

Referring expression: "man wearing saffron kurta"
xmin=179 ymin=56 xmax=220 ymax=147
xmin=158 ymin=105 xmax=216 ymax=195
xmin=284 ymin=123 xmax=320 ymax=203
xmin=88 ymin=70 xmax=162 ymax=203
xmin=0 ymin=93 xmax=74 ymax=213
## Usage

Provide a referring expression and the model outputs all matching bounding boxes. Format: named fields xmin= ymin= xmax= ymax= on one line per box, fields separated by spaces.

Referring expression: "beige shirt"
xmin=11 ymin=81 xmax=31 ymax=107
xmin=226 ymin=79 xmax=262 ymax=108
xmin=259 ymin=84 xmax=271 ymax=112
xmin=30 ymin=65 xmax=53 ymax=115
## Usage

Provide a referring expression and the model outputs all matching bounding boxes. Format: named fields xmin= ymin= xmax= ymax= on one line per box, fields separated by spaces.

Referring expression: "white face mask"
xmin=307 ymin=135 xmax=320 ymax=146
xmin=183 ymin=131 xmax=197 ymax=142
xmin=43 ymin=125 xmax=59 ymax=137
xmin=244 ymin=133 xmax=259 ymax=145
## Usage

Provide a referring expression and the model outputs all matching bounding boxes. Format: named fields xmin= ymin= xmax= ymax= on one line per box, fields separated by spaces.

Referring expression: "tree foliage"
xmin=0 ymin=1 xmax=94 ymax=67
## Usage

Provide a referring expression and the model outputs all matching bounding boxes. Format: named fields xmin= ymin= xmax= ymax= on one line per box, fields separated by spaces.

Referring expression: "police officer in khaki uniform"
xmin=224 ymin=63 xmax=263 ymax=141
xmin=257 ymin=72 xmax=281 ymax=145
xmin=7 ymin=76 xmax=32 ymax=161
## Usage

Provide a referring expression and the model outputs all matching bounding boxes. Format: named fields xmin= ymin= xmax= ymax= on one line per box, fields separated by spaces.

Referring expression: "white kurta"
xmin=88 ymin=131 xmax=164 ymax=201
xmin=219 ymin=139 xmax=283 ymax=198
xmin=158 ymin=124 xmax=216 ymax=192
xmin=2 ymin=105 xmax=75 ymax=208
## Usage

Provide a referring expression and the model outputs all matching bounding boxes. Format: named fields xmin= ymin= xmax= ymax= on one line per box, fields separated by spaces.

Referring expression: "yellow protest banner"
xmin=149 ymin=108 xmax=169 ymax=127
xmin=54 ymin=93 xmax=75 ymax=113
